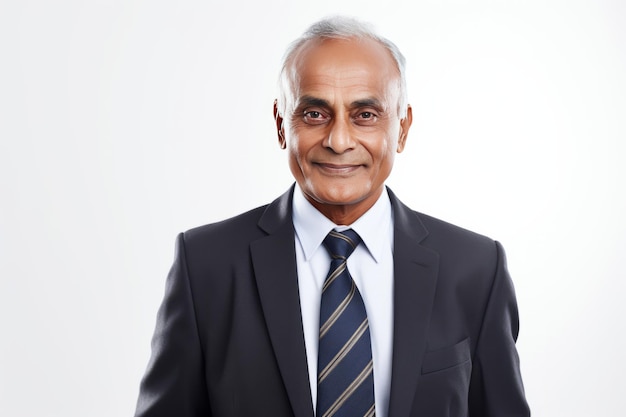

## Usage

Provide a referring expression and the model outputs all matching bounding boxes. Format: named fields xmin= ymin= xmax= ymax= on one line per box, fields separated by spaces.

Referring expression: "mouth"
xmin=315 ymin=163 xmax=363 ymax=175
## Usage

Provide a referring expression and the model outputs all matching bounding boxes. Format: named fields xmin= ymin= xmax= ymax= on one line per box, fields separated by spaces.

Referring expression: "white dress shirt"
xmin=292 ymin=184 xmax=395 ymax=417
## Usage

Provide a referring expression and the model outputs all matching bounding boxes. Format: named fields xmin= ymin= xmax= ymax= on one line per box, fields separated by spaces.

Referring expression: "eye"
xmin=303 ymin=110 xmax=329 ymax=125
xmin=354 ymin=110 xmax=378 ymax=124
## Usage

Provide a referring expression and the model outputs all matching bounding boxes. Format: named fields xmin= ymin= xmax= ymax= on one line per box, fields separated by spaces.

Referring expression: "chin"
xmin=311 ymin=186 xmax=369 ymax=206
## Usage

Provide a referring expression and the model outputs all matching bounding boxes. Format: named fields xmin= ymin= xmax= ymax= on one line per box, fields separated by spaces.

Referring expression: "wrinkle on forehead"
xmin=284 ymin=37 xmax=401 ymax=116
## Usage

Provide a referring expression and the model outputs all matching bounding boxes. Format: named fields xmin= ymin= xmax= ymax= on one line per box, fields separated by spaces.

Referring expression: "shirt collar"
xmin=292 ymin=184 xmax=393 ymax=263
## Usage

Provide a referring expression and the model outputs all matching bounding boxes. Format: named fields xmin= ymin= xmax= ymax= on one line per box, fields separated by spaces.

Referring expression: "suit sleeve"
xmin=468 ymin=241 xmax=530 ymax=417
xmin=135 ymin=233 xmax=211 ymax=417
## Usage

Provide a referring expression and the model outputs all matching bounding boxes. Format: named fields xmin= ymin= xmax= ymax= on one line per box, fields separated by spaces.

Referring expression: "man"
xmin=135 ymin=16 xmax=530 ymax=417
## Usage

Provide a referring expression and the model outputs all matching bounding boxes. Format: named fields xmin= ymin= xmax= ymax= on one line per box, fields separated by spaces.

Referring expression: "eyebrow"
xmin=351 ymin=98 xmax=385 ymax=111
xmin=296 ymin=95 xmax=330 ymax=110
xmin=295 ymin=96 xmax=386 ymax=112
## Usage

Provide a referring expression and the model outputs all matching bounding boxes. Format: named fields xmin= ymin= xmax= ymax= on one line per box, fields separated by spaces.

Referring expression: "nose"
xmin=324 ymin=117 xmax=356 ymax=154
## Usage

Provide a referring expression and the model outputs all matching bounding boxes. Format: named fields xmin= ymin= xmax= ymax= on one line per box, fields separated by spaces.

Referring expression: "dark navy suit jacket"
xmin=135 ymin=186 xmax=530 ymax=417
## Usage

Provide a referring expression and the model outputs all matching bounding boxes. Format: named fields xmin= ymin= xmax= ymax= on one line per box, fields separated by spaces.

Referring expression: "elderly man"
xmin=135 ymin=16 xmax=530 ymax=417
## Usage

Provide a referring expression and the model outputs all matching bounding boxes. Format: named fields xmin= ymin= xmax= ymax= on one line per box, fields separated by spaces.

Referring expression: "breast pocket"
xmin=421 ymin=337 xmax=471 ymax=375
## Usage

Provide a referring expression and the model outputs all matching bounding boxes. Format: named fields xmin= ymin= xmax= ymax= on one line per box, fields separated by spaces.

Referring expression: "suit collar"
xmin=257 ymin=185 xmax=294 ymax=234
xmin=387 ymin=187 xmax=429 ymax=243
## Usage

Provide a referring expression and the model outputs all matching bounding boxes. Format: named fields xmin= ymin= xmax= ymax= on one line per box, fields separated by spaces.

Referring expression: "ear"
xmin=273 ymin=100 xmax=286 ymax=149
xmin=396 ymin=104 xmax=413 ymax=153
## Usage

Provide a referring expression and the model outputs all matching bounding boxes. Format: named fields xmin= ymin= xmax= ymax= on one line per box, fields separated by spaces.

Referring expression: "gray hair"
xmin=277 ymin=16 xmax=409 ymax=118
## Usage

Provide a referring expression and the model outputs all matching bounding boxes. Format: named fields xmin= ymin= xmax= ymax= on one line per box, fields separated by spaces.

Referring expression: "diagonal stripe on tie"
xmin=322 ymin=360 xmax=374 ymax=417
xmin=317 ymin=229 xmax=376 ymax=417
xmin=319 ymin=281 xmax=356 ymax=338
xmin=364 ymin=403 xmax=376 ymax=417
xmin=318 ymin=318 xmax=368 ymax=382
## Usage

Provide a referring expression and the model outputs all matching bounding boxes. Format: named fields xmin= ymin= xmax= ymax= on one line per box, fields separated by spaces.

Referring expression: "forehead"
xmin=289 ymin=37 xmax=400 ymax=103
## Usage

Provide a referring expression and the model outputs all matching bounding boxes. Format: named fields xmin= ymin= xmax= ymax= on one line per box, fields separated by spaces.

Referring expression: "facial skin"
xmin=274 ymin=37 xmax=413 ymax=225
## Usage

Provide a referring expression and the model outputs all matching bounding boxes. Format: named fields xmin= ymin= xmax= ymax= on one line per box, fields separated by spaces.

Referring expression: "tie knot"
xmin=323 ymin=229 xmax=362 ymax=259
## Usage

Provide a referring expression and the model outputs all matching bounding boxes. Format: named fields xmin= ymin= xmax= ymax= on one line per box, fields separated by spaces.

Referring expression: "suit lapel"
xmin=387 ymin=189 xmax=439 ymax=417
xmin=250 ymin=187 xmax=315 ymax=417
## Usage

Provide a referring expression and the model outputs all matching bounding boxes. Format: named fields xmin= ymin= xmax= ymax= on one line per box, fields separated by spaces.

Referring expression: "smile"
xmin=315 ymin=163 xmax=363 ymax=175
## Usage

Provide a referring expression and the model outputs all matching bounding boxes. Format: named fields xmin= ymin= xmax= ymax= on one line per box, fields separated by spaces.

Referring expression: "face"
xmin=274 ymin=37 xmax=412 ymax=224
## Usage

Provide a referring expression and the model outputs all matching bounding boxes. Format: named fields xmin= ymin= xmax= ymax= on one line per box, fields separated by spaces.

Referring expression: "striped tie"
xmin=317 ymin=229 xmax=375 ymax=417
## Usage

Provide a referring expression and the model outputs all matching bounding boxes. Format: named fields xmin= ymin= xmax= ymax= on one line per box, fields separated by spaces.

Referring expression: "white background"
xmin=1 ymin=0 xmax=624 ymax=416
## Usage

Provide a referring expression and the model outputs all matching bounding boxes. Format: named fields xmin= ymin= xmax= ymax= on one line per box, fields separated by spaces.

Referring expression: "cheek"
xmin=287 ymin=136 xmax=310 ymax=175
xmin=368 ymin=135 xmax=398 ymax=175
xmin=367 ymin=135 xmax=396 ymax=162
xmin=382 ymin=128 xmax=403 ymax=159
xmin=288 ymin=139 xmax=299 ymax=156
xmin=285 ymin=128 xmax=302 ymax=157
xmin=287 ymin=129 xmax=319 ymax=161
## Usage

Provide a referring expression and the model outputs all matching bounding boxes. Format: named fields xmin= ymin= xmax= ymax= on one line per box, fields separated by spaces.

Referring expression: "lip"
xmin=315 ymin=162 xmax=363 ymax=175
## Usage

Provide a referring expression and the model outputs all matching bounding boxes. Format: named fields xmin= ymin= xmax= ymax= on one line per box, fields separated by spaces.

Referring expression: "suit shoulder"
xmin=418 ymin=211 xmax=493 ymax=242
xmin=412 ymin=211 xmax=505 ymax=293
xmin=182 ymin=204 xmax=269 ymax=248
xmin=388 ymin=188 xmax=496 ymax=253
xmin=414 ymin=211 xmax=498 ymax=259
